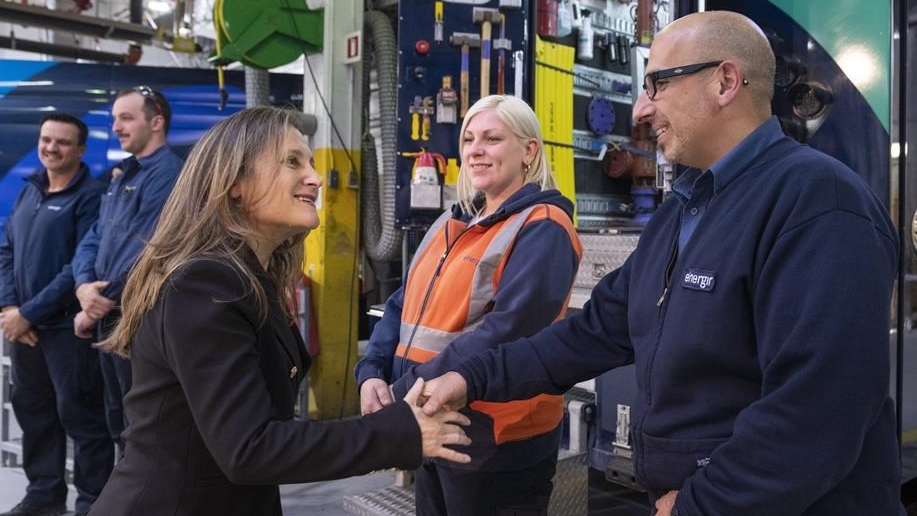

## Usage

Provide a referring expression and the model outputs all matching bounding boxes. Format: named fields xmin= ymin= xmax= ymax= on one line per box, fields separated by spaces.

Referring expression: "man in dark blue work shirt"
xmin=72 ymin=86 xmax=183 ymax=453
xmin=423 ymin=10 xmax=905 ymax=516
xmin=0 ymin=114 xmax=110 ymax=516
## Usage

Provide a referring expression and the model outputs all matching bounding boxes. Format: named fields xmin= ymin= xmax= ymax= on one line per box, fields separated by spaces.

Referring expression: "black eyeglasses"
xmin=642 ymin=61 xmax=723 ymax=100
xmin=133 ymin=85 xmax=163 ymax=116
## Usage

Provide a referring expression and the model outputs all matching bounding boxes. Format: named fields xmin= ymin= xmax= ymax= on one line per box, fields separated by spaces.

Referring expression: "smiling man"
xmin=423 ymin=10 xmax=904 ymax=516
xmin=71 ymin=86 xmax=183 ymax=458
xmin=0 ymin=113 xmax=110 ymax=516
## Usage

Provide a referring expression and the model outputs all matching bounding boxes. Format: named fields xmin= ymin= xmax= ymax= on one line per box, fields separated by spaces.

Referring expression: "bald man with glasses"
xmin=423 ymin=11 xmax=904 ymax=516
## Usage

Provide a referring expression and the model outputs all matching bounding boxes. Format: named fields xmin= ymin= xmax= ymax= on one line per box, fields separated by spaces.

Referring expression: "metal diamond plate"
xmin=574 ymin=234 xmax=640 ymax=291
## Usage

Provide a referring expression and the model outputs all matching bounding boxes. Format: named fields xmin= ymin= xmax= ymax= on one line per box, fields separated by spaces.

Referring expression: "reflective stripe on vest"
xmin=397 ymin=204 xmax=578 ymax=445
xmin=398 ymin=206 xmax=533 ymax=355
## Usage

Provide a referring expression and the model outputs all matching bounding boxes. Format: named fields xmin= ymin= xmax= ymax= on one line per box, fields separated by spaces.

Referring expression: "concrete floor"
xmin=0 ymin=464 xmax=398 ymax=515
xmin=0 ymin=460 xmax=654 ymax=516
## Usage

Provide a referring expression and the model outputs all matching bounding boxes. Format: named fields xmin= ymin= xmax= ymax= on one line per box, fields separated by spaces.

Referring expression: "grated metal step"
xmin=343 ymin=484 xmax=414 ymax=516
xmin=342 ymin=451 xmax=588 ymax=516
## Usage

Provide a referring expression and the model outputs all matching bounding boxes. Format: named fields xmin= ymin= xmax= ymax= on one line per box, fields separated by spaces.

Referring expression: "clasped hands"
xmin=0 ymin=306 xmax=38 ymax=346
xmin=361 ymin=372 xmax=472 ymax=464
xmin=74 ymin=281 xmax=115 ymax=338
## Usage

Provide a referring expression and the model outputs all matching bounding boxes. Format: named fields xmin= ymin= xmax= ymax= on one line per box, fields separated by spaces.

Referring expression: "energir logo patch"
xmin=681 ymin=269 xmax=716 ymax=292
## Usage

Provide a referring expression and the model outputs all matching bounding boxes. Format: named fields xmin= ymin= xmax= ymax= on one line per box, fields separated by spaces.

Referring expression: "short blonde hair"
xmin=455 ymin=95 xmax=557 ymax=215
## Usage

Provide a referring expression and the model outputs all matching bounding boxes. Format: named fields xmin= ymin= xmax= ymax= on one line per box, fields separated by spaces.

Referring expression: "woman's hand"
xmin=403 ymin=378 xmax=472 ymax=464
xmin=360 ymin=378 xmax=394 ymax=415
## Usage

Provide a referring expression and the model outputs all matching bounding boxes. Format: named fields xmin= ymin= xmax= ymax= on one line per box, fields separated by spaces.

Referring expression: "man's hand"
xmin=74 ymin=310 xmax=98 ymax=339
xmin=0 ymin=306 xmax=32 ymax=342
xmin=19 ymin=329 xmax=38 ymax=347
xmin=76 ymin=281 xmax=115 ymax=319
xmin=403 ymin=378 xmax=472 ymax=464
xmin=421 ymin=372 xmax=469 ymax=417
xmin=654 ymin=489 xmax=678 ymax=516
xmin=360 ymin=378 xmax=395 ymax=415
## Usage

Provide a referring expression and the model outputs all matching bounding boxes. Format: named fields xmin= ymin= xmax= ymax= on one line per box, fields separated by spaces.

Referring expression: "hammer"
xmin=493 ymin=14 xmax=512 ymax=94
xmin=473 ymin=7 xmax=500 ymax=98
xmin=449 ymin=32 xmax=481 ymax=117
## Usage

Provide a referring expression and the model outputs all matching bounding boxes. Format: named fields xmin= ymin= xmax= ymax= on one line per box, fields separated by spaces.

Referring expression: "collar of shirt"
xmin=28 ymin=163 xmax=90 ymax=199
xmin=118 ymin=144 xmax=172 ymax=184
xmin=671 ymin=116 xmax=784 ymax=206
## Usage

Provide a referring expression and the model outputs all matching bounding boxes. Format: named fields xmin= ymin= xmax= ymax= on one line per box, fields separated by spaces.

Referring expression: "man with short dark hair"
xmin=71 ymin=86 xmax=183 ymax=454
xmin=0 ymin=113 xmax=111 ymax=516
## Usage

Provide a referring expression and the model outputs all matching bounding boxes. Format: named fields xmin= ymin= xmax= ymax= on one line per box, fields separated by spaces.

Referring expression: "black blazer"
xmin=88 ymin=256 xmax=421 ymax=516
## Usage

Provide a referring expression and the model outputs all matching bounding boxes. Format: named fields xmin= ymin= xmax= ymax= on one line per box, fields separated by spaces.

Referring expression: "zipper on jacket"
xmin=657 ymin=236 xmax=679 ymax=308
xmin=33 ymin=191 xmax=46 ymax=213
xmin=399 ymin=221 xmax=471 ymax=375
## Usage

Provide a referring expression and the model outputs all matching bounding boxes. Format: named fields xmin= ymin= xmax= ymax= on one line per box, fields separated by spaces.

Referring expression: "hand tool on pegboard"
xmin=473 ymin=7 xmax=500 ymax=98
xmin=434 ymin=1 xmax=444 ymax=44
xmin=409 ymin=95 xmax=423 ymax=141
xmin=420 ymin=96 xmax=434 ymax=140
xmin=408 ymin=96 xmax=435 ymax=141
xmin=494 ymin=14 xmax=510 ymax=94
xmin=436 ymin=76 xmax=459 ymax=124
xmin=492 ymin=1 xmax=520 ymax=95
xmin=449 ymin=32 xmax=481 ymax=117
xmin=513 ymin=50 xmax=524 ymax=98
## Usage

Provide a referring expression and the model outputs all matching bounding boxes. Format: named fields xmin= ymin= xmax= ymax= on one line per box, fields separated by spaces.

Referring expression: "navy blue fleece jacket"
xmin=72 ymin=145 xmax=182 ymax=302
xmin=453 ymin=118 xmax=903 ymax=515
xmin=0 ymin=165 xmax=105 ymax=329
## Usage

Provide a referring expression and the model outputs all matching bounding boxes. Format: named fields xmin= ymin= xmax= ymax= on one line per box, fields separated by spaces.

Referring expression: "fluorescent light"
xmin=0 ymin=80 xmax=54 ymax=87
xmin=148 ymin=1 xmax=172 ymax=13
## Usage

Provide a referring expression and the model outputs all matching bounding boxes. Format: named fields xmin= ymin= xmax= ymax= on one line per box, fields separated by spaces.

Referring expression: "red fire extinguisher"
xmin=404 ymin=150 xmax=447 ymax=185
xmin=538 ymin=0 xmax=559 ymax=37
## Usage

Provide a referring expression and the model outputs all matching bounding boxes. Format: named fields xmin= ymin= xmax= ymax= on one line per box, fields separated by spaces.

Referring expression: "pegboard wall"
xmin=539 ymin=0 xmax=672 ymax=228
xmin=393 ymin=0 xmax=673 ymax=229
xmin=395 ymin=0 xmax=531 ymax=227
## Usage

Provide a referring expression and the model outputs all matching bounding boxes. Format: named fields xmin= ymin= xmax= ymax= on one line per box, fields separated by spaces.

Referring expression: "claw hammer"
xmin=473 ymin=7 xmax=500 ymax=98
xmin=449 ymin=32 xmax=481 ymax=117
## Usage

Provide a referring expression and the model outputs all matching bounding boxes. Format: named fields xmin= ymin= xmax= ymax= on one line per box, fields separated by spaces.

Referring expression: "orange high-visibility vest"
xmin=397 ymin=204 xmax=581 ymax=445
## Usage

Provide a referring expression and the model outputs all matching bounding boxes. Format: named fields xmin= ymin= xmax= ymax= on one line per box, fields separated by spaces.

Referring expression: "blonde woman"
xmin=356 ymin=95 xmax=581 ymax=515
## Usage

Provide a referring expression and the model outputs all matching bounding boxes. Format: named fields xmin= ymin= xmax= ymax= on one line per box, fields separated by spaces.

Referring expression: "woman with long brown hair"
xmin=87 ymin=107 xmax=470 ymax=516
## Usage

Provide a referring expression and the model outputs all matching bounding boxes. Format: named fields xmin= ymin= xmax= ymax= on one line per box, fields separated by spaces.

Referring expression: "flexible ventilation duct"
xmin=245 ymin=66 xmax=270 ymax=107
xmin=361 ymin=9 xmax=401 ymax=262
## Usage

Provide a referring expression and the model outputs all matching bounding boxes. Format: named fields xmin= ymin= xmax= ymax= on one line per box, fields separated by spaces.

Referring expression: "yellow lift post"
xmin=213 ymin=0 xmax=363 ymax=420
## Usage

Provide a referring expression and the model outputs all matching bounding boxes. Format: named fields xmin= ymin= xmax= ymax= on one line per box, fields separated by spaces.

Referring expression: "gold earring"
xmin=524 ymin=162 xmax=531 ymax=175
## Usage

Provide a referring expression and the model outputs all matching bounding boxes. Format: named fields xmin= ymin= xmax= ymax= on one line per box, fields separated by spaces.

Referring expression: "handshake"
xmin=362 ymin=373 xmax=471 ymax=464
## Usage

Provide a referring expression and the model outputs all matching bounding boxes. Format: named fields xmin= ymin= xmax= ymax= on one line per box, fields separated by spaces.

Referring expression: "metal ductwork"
xmin=361 ymin=9 xmax=402 ymax=262
xmin=0 ymin=1 xmax=155 ymax=44
xmin=0 ymin=34 xmax=127 ymax=63
xmin=245 ymin=66 xmax=270 ymax=107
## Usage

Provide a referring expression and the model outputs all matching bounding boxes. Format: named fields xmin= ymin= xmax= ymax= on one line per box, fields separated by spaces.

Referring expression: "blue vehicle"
xmin=0 ymin=59 xmax=304 ymax=230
